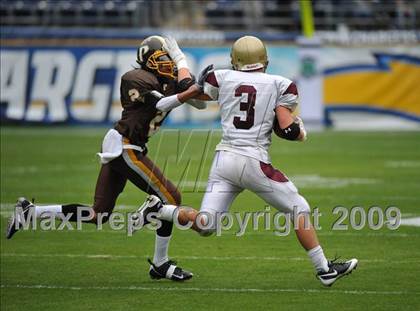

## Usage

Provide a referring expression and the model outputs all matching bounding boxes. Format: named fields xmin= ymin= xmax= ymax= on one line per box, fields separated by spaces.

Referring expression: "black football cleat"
xmin=317 ymin=258 xmax=358 ymax=287
xmin=6 ymin=197 xmax=34 ymax=239
xmin=131 ymin=195 xmax=163 ymax=230
xmin=148 ymin=258 xmax=193 ymax=282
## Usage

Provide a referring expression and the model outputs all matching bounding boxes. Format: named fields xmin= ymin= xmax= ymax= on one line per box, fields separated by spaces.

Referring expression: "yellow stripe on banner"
xmin=126 ymin=148 xmax=177 ymax=205
xmin=299 ymin=0 xmax=314 ymax=38
xmin=325 ymin=61 xmax=420 ymax=115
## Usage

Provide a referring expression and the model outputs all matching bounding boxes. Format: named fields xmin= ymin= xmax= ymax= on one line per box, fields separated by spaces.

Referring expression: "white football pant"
xmin=199 ymin=151 xmax=310 ymax=230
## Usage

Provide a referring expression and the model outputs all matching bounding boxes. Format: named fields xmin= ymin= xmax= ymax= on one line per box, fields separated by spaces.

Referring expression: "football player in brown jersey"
xmin=6 ymin=35 xmax=207 ymax=281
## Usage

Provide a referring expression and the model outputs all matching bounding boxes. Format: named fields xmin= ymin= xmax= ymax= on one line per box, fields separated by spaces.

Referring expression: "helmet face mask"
xmin=231 ymin=36 xmax=268 ymax=72
xmin=136 ymin=35 xmax=177 ymax=80
xmin=146 ymin=50 xmax=176 ymax=80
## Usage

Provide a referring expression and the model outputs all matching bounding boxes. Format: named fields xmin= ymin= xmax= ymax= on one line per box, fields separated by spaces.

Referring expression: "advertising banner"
xmin=1 ymin=45 xmax=419 ymax=125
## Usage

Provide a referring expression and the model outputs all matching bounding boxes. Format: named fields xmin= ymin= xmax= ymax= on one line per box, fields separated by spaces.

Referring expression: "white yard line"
xmin=385 ymin=160 xmax=420 ymax=168
xmin=400 ymin=217 xmax=420 ymax=227
xmin=0 ymin=284 xmax=417 ymax=296
xmin=289 ymin=175 xmax=380 ymax=188
xmin=2 ymin=253 xmax=420 ymax=264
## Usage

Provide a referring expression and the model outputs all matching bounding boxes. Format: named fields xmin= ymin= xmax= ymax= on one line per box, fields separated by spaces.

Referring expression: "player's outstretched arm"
xmin=154 ymin=85 xmax=200 ymax=112
xmin=172 ymin=64 xmax=215 ymax=103
xmin=274 ymin=106 xmax=307 ymax=141
xmin=177 ymin=84 xmax=202 ymax=102
xmin=155 ymin=65 xmax=214 ymax=112
xmin=182 ymin=65 xmax=215 ymax=108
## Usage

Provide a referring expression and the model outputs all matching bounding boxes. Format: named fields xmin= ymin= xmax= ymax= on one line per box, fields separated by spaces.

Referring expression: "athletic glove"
xmin=196 ymin=64 xmax=214 ymax=91
xmin=163 ymin=37 xmax=188 ymax=69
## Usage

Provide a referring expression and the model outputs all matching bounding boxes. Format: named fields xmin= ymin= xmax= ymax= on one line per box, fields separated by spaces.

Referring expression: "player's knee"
xmin=297 ymin=195 xmax=311 ymax=214
xmin=286 ymin=193 xmax=310 ymax=215
xmin=295 ymin=202 xmax=310 ymax=215
xmin=290 ymin=195 xmax=311 ymax=222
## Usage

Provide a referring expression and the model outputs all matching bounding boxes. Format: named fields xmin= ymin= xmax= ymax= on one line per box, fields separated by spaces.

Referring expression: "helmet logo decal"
xmin=137 ymin=46 xmax=150 ymax=63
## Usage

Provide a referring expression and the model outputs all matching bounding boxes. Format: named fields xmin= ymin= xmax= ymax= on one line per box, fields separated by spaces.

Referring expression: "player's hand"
xmin=196 ymin=64 xmax=214 ymax=91
xmin=163 ymin=37 xmax=188 ymax=69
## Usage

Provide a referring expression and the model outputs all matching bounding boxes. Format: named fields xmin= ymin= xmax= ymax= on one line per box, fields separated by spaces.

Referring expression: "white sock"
xmin=153 ymin=235 xmax=171 ymax=266
xmin=158 ymin=204 xmax=178 ymax=222
xmin=34 ymin=205 xmax=62 ymax=218
xmin=307 ymin=245 xmax=329 ymax=272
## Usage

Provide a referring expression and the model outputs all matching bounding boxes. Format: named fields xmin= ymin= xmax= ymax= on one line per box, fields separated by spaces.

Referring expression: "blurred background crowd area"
xmin=1 ymin=0 xmax=419 ymax=31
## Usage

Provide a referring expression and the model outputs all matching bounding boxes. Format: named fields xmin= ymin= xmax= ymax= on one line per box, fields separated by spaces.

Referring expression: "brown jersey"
xmin=115 ymin=68 xmax=177 ymax=146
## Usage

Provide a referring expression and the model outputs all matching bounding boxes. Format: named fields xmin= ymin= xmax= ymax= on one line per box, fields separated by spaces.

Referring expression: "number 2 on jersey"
xmin=233 ymin=85 xmax=256 ymax=130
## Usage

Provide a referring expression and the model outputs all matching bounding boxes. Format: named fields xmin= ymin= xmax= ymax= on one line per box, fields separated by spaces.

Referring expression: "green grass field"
xmin=1 ymin=127 xmax=420 ymax=310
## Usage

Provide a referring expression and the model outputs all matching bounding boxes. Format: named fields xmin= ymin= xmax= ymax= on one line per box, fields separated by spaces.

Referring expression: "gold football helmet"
xmin=137 ymin=35 xmax=176 ymax=79
xmin=231 ymin=36 xmax=268 ymax=71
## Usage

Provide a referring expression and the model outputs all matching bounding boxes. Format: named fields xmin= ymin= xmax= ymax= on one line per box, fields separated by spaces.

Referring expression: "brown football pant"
xmin=92 ymin=148 xmax=181 ymax=235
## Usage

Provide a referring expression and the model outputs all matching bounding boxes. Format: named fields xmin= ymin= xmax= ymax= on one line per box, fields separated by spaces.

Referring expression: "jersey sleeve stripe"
xmin=205 ymin=72 xmax=219 ymax=88
xmin=283 ymin=82 xmax=298 ymax=95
